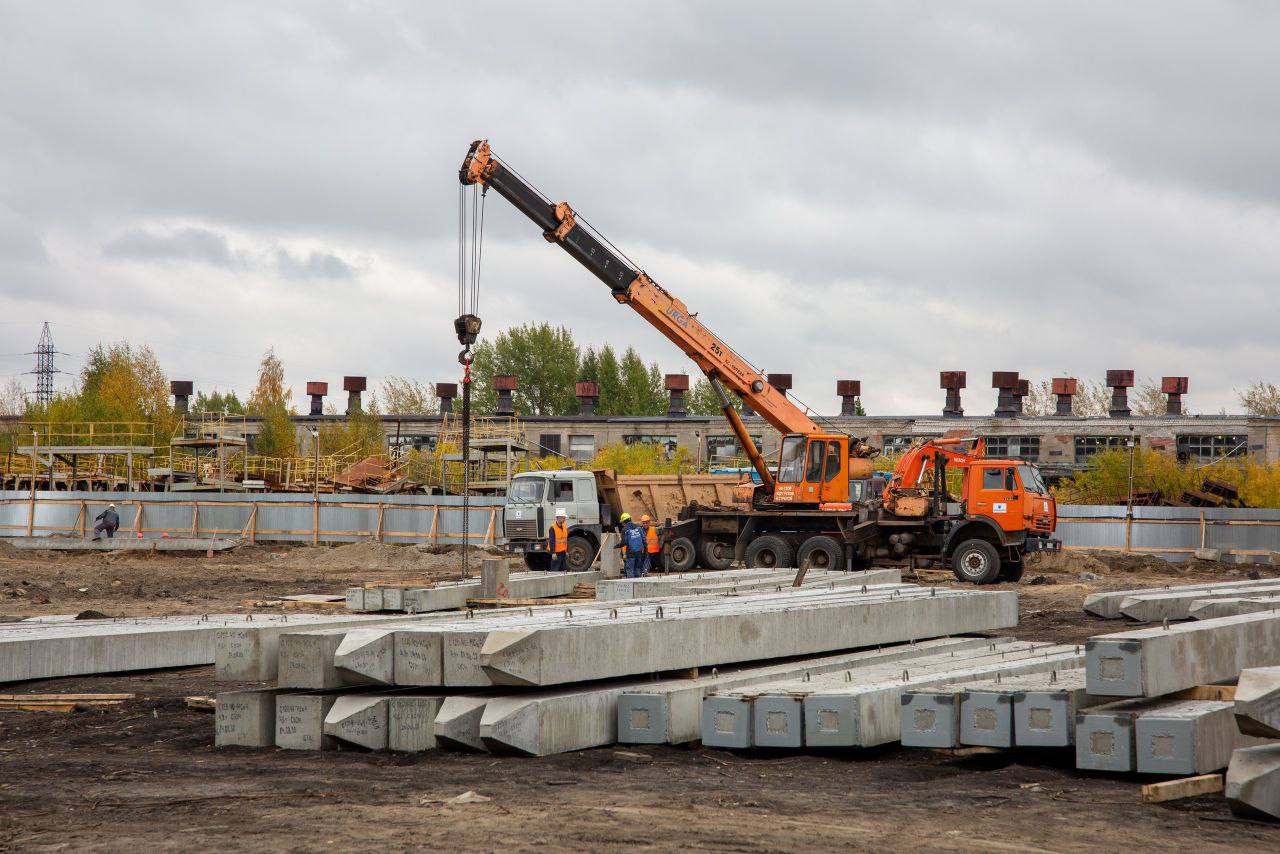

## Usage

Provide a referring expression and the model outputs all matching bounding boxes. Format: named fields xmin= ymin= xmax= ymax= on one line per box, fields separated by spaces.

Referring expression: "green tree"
xmin=467 ymin=323 xmax=580 ymax=416
xmin=247 ymin=348 xmax=295 ymax=457
xmin=594 ymin=344 xmax=624 ymax=415
xmin=191 ymin=389 xmax=246 ymax=415
xmin=1239 ymin=382 xmax=1280 ymax=415
xmin=247 ymin=347 xmax=290 ymax=413
xmin=377 ymin=377 xmax=437 ymax=414
xmin=614 ymin=348 xmax=666 ymax=415
xmin=687 ymin=377 xmax=741 ymax=416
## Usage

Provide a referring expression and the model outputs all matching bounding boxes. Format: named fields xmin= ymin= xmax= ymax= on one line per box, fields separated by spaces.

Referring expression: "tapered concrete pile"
xmin=701 ymin=641 xmax=1082 ymax=750
xmin=595 ymin=567 xmax=900 ymax=600
xmin=1083 ymin=579 xmax=1275 ymax=620
xmin=1085 ymin=611 xmax=1280 ymax=698
xmin=1188 ymin=597 xmax=1280 ymax=621
xmin=1118 ymin=583 xmax=1280 ymax=622
xmin=1234 ymin=666 xmax=1280 ymax=739
xmin=345 ymin=570 xmax=599 ymax=612
xmin=1226 ymin=744 xmax=1280 ymax=819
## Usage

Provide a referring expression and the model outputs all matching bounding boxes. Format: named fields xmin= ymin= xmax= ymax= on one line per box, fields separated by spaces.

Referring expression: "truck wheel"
xmin=797 ymin=536 xmax=843 ymax=571
xmin=666 ymin=536 xmax=697 ymax=572
xmin=523 ymin=552 xmax=551 ymax=571
xmin=950 ymin=539 xmax=1002 ymax=584
xmin=745 ymin=535 xmax=794 ymax=569
xmin=699 ymin=538 xmax=734 ymax=571
xmin=1001 ymin=557 xmax=1025 ymax=583
xmin=566 ymin=536 xmax=594 ymax=572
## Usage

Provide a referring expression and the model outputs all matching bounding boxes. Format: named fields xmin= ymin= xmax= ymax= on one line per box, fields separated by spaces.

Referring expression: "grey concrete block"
xmin=1075 ymin=698 xmax=1160 ymax=772
xmin=275 ymin=692 xmax=338 ymax=751
xmin=753 ymin=696 xmax=804 ymax=748
xmin=215 ymin=688 xmax=282 ymax=747
xmin=701 ymin=697 xmax=753 ymax=749
xmin=388 ymin=695 xmax=444 ymax=752
xmin=961 ymin=691 xmax=1017 ymax=748
xmin=215 ymin=613 xmax=431 ymax=681
xmin=599 ymin=533 xmax=621 ymax=578
xmin=480 ymin=558 xmax=510 ymax=598
xmin=1194 ymin=548 xmax=1222 ymax=561
xmin=333 ymin=628 xmax=396 ymax=685
xmin=1135 ymin=700 xmax=1237 ymax=776
xmin=900 ymin=691 xmax=964 ymax=748
xmin=1086 ymin=612 xmax=1280 ymax=698
xmin=324 ymin=694 xmax=391 ymax=750
xmin=1235 ymin=666 xmax=1280 ymax=739
xmin=1226 ymin=744 xmax=1280 ymax=820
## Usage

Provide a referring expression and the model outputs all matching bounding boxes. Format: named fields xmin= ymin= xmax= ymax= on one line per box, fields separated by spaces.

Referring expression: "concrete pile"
xmin=595 ymin=567 xmax=899 ymax=600
xmin=1226 ymin=667 xmax=1280 ymax=818
xmin=1083 ymin=579 xmax=1279 ymax=620
xmin=216 ymin=581 xmax=1020 ymax=756
xmin=344 ymin=569 xmax=599 ymax=612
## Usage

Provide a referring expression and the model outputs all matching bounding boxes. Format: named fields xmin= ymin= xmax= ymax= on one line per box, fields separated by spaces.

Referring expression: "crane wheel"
xmin=745 ymin=535 xmax=793 ymax=569
xmin=566 ymin=535 xmax=594 ymax=572
xmin=699 ymin=538 xmax=734 ymax=571
xmin=666 ymin=536 xmax=697 ymax=572
xmin=950 ymin=539 xmax=1002 ymax=584
xmin=796 ymin=536 xmax=843 ymax=571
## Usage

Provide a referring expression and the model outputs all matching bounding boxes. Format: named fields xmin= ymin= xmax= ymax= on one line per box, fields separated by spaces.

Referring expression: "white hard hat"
xmin=108 ymin=503 xmax=116 ymax=509
xmin=555 ymin=508 xmax=567 ymax=517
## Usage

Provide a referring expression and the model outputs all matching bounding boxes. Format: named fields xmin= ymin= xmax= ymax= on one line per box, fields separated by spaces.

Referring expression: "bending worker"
xmin=92 ymin=503 xmax=120 ymax=541
xmin=548 ymin=508 xmax=569 ymax=572
xmin=617 ymin=512 xmax=645 ymax=578
xmin=640 ymin=514 xmax=661 ymax=575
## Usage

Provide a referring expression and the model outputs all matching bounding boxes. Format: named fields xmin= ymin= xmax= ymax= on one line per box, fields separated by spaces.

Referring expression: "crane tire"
xmin=666 ymin=536 xmax=697 ymax=572
xmin=566 ymin=535 xmax=594 ymax=572
xmin=950 ymin=539 xmax=1002 ymax=584
xmin=745 ymin=535 xmax=794 ymax=569
xmin=699 ymin=538 xmax=734 ymax=571
xmin=797 ymin=535 xmax=844 ymax=571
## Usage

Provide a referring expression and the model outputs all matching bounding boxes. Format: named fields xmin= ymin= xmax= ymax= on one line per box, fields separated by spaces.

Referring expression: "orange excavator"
xmin=460 ymin=140 xmax=1058 ymax=583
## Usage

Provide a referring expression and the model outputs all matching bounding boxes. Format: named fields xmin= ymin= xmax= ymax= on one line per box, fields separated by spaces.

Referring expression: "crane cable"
xmin=457 ymin=183 xmax=487 ymax=579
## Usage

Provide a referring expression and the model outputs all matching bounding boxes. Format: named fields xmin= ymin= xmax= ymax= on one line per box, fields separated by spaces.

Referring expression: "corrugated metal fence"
xmin=1056 ymin=505 xmax=1280 ymax=562
xmin=0 ymin=490 xmax=504 ymax=546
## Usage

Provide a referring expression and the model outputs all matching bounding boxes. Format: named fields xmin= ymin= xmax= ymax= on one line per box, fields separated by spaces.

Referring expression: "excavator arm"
xmin=882 ymin=437 xmax=985 ymax=515
xmin=460 ymin=140 xmax=818 ymax=439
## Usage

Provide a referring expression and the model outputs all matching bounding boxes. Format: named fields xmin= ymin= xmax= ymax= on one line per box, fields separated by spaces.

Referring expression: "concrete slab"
xmin=1226 ymin=744 xmax=1280 ymax=820
xmin=1235 ymin=666 xmax=1280 ymax=739
xmin=480 ymin=588 xmax=1018 ymax=687
xmin=1084 ymin=579 xmax=1271 ymax=620
xmin=618 ymin=637 xmax=997 ymax=745
xmin=1086 ymin=611 xmax=1280 ymax=698
xmin=388 ymin=695 xmax=445 ymax=752
xmin=1188 ymin=596 xmax=1280 ymax=621
xmin=1119 ymin=583 xmax=1280 ymax=622
xmin=275 ymin=692 xmax=339 ymax=751
xmin=1135 ymin=700 xmax=1237 ymax=776
xmin=596 ymin=568 xmax=901 ymax=600
xmin=215 ymin=688 xmax=282 ymax=747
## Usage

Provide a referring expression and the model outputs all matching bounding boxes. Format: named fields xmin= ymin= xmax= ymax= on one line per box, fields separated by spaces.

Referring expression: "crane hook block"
xmin=543 ymin=202 xmax=576 ymax=243
xmin=454 ymin=313 xmax=482 ymax=347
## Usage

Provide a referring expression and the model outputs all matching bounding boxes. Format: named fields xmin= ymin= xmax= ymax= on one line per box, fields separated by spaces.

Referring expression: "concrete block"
xmin=1013 ymin=670 xmax=1115 ymax=748
xmin=961 ymin=691 xmax=1017 ymax=748
xmin=434 ymin=695 xmax=491 ymax=752
xmin=1194 ymin=548 xmax=1222 ymax=561
xmin=324 ymin=694 xmax=392 ymax=750
xmin=480 ymin=558 xmax=510 ymax=598
xmin=900 ymin=691 xmax=963 ymax=748
xmin=333 ymin=628 xmax=396 ymax=685
xmin=599 ymin=533 xmax=621 ymax=578
xmin=1075 ymin=698 xmax=1167 ymax=772
xmin=382 ymin=587 xmax=404 ymax=612
xmin=1119 ymin=583 xmax=1280 ymax=622
xmin=1235 ymin=666 xmax=1280 ymax=739
xmin=216 ymin=614 xmax=433 ymax=681
xmin=1188 ymin=596 xmax=1280 ymax=621
xmin=1086 ymin=612 xmax=1280 ymax=698
xmin=479 ymin=685 xmax=624 ymax=756
xmin=215 ymin=688 xmax=282 ymax=747
xmin=753 ymin=696 xmax=804 ymax=748
xmin=345 ymin=588 xmax=365 ymax=610
xmin=1084 ymin=579 xmax=1270 ymax=620
xmin=388 ymin=695 xmax=444 ymax=752
xmin=1226 ymin=744 xmax=1280 ymax=820
xmin=275 ymin=692 xmax=338 ymax=751
xmin=277 ymin=630 xmax=355 ymax=690
xmin=1135 ymin=700 xmax=1237 ymax=776
xmin=701 ymin=697 xmax=753 ymax=749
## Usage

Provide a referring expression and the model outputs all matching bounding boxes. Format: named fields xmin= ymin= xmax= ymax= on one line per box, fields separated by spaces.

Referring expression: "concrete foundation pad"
xmin=1235 ymin=666 xmax=1280 ymax=739
xmin=1226 ymin=744 xmax=1280 ymax=820
xmin=1086 ymin=611 xmax=1280 ymax=698
xmin=388 ymin=695 xmax=444 ymax=752
xmin=275 ymin=692 xmax=339 ymax=751
xmin=215 ymin=688 xmax=283 ymax=747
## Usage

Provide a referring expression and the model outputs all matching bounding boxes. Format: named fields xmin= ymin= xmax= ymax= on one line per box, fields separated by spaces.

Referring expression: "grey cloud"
xmin=273 ymin=247 xmax=355 ymax=280
xmin=102 ymin=226 xmax=234 ymax=266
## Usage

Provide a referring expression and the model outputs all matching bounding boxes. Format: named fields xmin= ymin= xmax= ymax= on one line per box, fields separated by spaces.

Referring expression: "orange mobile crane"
xmin=461 ymin=140 xmax=1058 ymax=583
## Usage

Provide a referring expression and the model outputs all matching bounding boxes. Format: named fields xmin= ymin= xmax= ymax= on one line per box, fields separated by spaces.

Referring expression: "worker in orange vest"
xmin=640 ymin=514 xmax=661 ymax=576
xmin=548 ymin=508 xmax=569 ymax=572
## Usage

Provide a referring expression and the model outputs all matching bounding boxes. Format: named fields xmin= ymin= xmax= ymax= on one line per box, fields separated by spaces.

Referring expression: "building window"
xmin=537 ymin=433 xmax=562 ymax=458
xmin=1177 ymin=434 xmax=1247 ymax=461
xmin=568 ymin=435 xmax=596 ymax=463
xmin=879 ymin=435 xmax=916 ymax=455
xmin=705 ymin=434 xmax=763 ymax=463
xmin=623 ymin=434 xmax=677 ymax=446
xmin=983 ymin=436 xmax=1040 ymax=462
xmin=1074 ymin=435 xmax=1133 ymax=463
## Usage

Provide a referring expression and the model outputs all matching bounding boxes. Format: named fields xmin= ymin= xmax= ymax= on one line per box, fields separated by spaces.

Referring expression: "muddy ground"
xmin=1 ymin=545 xmax=1278 ymax=851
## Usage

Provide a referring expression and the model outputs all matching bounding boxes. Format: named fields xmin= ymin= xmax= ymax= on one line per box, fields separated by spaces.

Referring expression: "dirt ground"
xmin=1 ymin=544 xmax=1279 ymax=851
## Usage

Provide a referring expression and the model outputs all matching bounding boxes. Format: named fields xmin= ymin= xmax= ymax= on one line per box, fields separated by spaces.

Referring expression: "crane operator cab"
xmin=770 ymin=434 xmax=876 ymax=506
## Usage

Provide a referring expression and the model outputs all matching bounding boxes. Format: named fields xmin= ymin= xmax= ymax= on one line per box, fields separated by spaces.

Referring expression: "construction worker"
xmin=640 ymin=514 xmax=661 ymax=576
xmin=92 ymin=504 xmax=120 ymax=541
xmin=617 ymin=512 xmax=645 ymax=578
xmin=548 ymin=508 xmax=569 ymax=572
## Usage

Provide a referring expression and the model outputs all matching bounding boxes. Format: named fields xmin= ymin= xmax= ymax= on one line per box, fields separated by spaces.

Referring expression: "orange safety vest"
xmin=550 ymin=520 xmax=568 ymax=553
xmin=645 ymin=525 xmax=660 ymax=554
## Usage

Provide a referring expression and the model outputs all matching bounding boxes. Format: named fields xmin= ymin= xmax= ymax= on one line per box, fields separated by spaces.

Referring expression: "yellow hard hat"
xmin=619 ymin=513 xmax=631 ymax=522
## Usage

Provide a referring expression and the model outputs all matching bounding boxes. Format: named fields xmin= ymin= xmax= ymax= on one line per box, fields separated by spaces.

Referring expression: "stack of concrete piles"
xmin=1083 ymin=579 xmax=1280 ymax=622
xmin=595 ymin=567 xmax=900 ymax=600
xmin=345 ymin=569 xmax=599 ymax=612
xmin=216 ymin=582 xmax=1019 ymax=756
xmin=1226 ymin=666 xmax=1280 ymax=818
xmin=699 ymin=639 xmax=1082 ymax=750
xmin=1073 ymin=611 xmax=1280 ymax=778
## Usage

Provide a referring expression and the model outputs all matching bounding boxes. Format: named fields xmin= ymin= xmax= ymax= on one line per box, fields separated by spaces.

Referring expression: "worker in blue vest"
xmin=547 ymin=508 xmax=569 ymax=572
xmin=617 ymin=513 xmax=645 ymax=578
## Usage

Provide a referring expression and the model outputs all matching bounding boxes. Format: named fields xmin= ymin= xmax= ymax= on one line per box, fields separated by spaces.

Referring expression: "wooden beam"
xmin=1172 ymin=685 xmax=1236 ymax=702
xmin=1140 ymin=773 xmax=1224 ymax=804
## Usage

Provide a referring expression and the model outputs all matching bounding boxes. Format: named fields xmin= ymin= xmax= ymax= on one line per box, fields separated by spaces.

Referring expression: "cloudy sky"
xmin=2 ymin=1 xmax=1278 ymax=416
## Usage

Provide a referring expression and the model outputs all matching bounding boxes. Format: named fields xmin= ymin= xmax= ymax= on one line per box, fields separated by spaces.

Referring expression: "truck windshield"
xmin=777 ymin=436 xmax=805 ymax=483
xmin=1017 ymin=465 xmax=1047 ymax=495
xmin=508 ymin=477 xmax=546 ymax=503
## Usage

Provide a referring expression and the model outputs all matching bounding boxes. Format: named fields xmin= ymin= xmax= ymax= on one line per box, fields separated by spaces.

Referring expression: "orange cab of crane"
xmin=771 ymin=434 xmax=856 ymax=505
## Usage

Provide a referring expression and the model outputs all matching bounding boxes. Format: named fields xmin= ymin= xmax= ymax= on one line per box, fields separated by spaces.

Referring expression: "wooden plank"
xmin=185 ymin=696 xmax=216 ymax=712
xmin=1140 ymin=773 xmax=1224 ymax=804
xmin=1 ymin=703 xmax=76 ymax=713
xmin=1172 ymin=685 xmax=1237 ymax=702
xmin=0 ymin=693 xmax=135 ymax=701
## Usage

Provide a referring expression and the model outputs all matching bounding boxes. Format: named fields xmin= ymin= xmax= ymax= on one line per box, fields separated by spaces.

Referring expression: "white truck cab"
xmin=503 ymin=470 xmax=609 ymax=571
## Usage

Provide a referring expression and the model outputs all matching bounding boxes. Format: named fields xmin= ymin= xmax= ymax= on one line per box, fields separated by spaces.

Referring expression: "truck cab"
xmin=503 ymin=470 xmax=607 ymax=571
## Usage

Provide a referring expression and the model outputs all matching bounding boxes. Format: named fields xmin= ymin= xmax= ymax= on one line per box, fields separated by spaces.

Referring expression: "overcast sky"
xmin=2 ymin=1 xmax=1278 ymax=417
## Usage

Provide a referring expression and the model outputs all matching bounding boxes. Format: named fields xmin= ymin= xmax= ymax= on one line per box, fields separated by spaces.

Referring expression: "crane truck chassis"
xmin=461 ymin=139 xmax=1059 ymax=583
